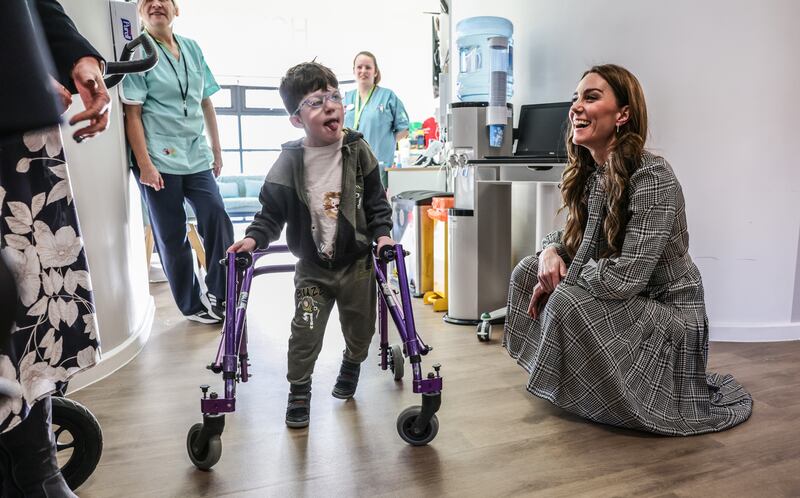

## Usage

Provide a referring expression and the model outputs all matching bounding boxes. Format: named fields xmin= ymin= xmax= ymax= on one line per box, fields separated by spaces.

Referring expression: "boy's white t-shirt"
xmin=303 ymin=136 xmax=343 ymax=259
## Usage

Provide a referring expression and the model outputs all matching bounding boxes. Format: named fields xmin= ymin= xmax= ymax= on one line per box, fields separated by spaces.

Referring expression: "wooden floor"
xmin=70 ymin=269 xmax=800 ymax=497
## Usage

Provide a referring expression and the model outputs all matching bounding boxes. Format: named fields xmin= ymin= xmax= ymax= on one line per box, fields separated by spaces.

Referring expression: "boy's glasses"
xmin=293 ymin=91 xmax=343 ymax=115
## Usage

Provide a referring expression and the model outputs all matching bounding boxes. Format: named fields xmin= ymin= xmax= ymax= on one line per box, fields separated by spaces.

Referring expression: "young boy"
xmin=227 ymin=62 xmax=394 ymax=428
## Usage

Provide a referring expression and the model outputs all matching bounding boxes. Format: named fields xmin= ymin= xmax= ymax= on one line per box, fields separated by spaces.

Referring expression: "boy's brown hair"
xmin=279 ymin=62 xmax=339 ymax=115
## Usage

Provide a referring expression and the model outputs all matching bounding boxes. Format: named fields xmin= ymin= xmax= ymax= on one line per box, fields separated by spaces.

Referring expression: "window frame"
xmin=214 ymin=81 xmax=354 ymax=174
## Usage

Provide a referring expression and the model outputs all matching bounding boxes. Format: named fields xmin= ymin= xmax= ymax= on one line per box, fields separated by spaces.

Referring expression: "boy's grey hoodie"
xmin=245 ymin=129 xmax=392 ymax=269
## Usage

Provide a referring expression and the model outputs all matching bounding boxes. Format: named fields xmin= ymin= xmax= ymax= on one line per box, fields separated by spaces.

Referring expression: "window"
xmin=213 ymin=85 xmax=285 ymax=175
xmin=213 ymin=82 xmax=354 ymax=175
xmin=244 ymin=88 xmax=285 ymax=110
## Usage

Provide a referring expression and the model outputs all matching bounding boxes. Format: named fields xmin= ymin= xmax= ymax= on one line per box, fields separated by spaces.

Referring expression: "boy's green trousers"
xmin=287 ymin=253 xmax=376 ymax=385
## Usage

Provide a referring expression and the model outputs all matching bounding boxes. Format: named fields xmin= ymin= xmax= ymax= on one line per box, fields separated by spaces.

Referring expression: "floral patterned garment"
xmin=0 ymin=126 xmax=100 ymax=433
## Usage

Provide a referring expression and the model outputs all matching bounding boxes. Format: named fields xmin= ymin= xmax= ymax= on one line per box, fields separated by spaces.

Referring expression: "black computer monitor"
xmin=515 ymin=102 xmax=572 ymax=158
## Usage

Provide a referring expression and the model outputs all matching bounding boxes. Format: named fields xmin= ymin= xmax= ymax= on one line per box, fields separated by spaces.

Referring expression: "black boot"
xmin=0 ymin=396 xmax=76 ymax=497
xmin=331 ymin=359 xmax=361 ymax=399
xmin=285 ymin=382 xmax=311 ymax=429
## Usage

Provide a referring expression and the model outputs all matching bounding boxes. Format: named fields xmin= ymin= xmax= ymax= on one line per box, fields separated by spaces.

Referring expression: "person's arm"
xmin=34 ymin=0 xmax=110 ymax=141
xmin=194 ymin=40 xmax=223 ymax=177
xmin=538 ymin=229 xmax=570 ymax=261
xmin=201 ymin=98 xmax=223 ymax=177
xmin=360 ymin=144 xmax=393 ymax=241
xmin=577 ymin=161 xmax=679 ymax=300
xmin=245 ymin=180 xmax=289 ymax=250
xmin=34 ymin=0 xmax=103 ymax=92
xmin=391 ymin=91 xmax=410 ymax=142
xmin=123 ymin=104 xmax=164 ymax=190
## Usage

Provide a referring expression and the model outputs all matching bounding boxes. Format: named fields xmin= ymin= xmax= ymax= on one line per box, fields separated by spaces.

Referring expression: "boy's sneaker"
xmin=203 ymin=292 xmax=226 ymax=321
xmin=185 ymin=310 xmax=222 ymax=324
xmin=286 ymin=383 xmax=311 ymax=428
xmin=331 ymin=359 xmax=360 ymax=399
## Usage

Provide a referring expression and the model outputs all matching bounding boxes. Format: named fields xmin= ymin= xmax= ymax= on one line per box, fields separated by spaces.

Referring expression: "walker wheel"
xmin=476 ymin=321 xmax=492 ymax=342
xmin=396 ymin=406 xmax=439 ymax=446
xmin=389 ymin=344 xmax=404 ymax=380
xmin=186 ymin=423 xmax=222 ymax=470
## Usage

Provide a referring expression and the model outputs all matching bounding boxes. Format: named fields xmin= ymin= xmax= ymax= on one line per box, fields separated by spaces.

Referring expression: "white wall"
xmin=451 ymin=0 xmax=800 ymax=341
xmin=174 ymin=0 xmax=438 ymax=123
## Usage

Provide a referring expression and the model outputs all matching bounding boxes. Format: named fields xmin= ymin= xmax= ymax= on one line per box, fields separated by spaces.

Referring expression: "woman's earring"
xmin=616 ymin=124 xmax=620 ymax=134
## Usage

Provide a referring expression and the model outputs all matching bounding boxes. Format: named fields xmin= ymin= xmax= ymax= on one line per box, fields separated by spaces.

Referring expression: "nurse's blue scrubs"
xmin=122 ymin=32 xmax=233 ymax=316
xmin=344 ymin=86 xmax=409 ymax=186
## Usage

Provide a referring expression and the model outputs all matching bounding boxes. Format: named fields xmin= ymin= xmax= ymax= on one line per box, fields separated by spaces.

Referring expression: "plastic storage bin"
xmin=456 ymin=16 xmax=514 ymax=102
xmin=391 ymin=190 xmax=452 ymax=297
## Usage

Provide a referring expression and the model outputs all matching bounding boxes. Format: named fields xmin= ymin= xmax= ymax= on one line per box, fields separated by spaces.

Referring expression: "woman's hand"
xmin=527 ymin=283 xmax=550 ymax=320
xmin=50 ymin=77 xmax=73 ymax=114
xmin=68 ymin=56 xmax=111 ymax=142
xmin=212 ymin=154 xmax=223 ymax=178
xmin=139 ymin=164 xmax=165 ymax=191
xmin=227 ymin=237 xmax=257 ymax=254
xmin=538 ymin=245 xmax=567 ymax=293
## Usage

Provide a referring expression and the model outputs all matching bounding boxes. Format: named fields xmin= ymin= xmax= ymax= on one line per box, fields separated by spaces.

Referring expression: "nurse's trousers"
xmin=134 ymin=167 xmax=234 ymax=316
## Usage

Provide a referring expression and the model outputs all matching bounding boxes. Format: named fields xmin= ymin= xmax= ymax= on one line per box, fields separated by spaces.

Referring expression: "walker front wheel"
xmin=396 ymin=406 xmax=439 ymax=446
xmin=186 ymin=423 xmax=222 ymax=470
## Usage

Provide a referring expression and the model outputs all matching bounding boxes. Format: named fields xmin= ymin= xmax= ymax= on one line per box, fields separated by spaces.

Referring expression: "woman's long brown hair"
xmin=560 ymin=64 xmax=648 ymax=259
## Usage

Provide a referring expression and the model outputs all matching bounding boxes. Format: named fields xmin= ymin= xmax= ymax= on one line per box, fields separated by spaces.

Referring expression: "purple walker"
xmin=186 ymin=243 xmax=443 ymax=470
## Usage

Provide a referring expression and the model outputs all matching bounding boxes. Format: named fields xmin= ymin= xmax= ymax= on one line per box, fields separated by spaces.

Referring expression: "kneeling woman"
xmin=503 ymin=64 xmax=752 ymax=435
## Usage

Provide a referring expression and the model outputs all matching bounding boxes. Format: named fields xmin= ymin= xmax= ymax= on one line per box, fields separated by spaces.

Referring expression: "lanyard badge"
xmin=155 ymin=36 xmax=190 ymax=117
xmin=353 ymin=86 xmax=375 ymax=130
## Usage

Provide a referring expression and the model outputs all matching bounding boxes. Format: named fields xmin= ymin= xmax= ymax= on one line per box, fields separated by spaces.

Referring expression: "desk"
xmin=456 ymin=162 xmax=566 ymax=263
xmin=387 ymin=167 xmax=448 ymax=197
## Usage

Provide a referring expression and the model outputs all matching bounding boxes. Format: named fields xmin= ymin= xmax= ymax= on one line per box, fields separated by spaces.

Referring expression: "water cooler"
xmin=444 ymin=16 xmax=516 ymax=325
xmin=444 ymin=105 xmax=513 ymax=325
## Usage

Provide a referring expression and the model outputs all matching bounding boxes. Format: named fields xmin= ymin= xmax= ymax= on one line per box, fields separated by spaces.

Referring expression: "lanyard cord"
xmin=155 ymin=35 xmax=189 ymax=117
xmin=353 ymin=85 xmax=375 ymax=130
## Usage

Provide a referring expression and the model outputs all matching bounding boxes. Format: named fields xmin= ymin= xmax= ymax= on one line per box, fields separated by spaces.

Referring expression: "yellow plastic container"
xmin=423 ymin=197 xmax=454 ymax=312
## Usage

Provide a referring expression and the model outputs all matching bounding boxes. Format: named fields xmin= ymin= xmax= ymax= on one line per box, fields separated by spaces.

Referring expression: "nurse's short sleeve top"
xmin=122 ymin=33 xmax=220 ymax=175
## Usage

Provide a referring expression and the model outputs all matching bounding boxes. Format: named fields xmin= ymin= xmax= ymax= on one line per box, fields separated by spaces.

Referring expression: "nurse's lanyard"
xmin=155 ymin=35 xmax=189 ymax=117
xmin=353 ymin=85 xmax=375 ymax=130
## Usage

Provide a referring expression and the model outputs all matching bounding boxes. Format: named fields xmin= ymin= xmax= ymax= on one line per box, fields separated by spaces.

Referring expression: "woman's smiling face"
xmin=353 ymin=55 xmax=377 ymax=86
xmin=139 ymin=0 xmax=178 ymax=30
xmin=570 ymin=72 xmax=628 ymax=161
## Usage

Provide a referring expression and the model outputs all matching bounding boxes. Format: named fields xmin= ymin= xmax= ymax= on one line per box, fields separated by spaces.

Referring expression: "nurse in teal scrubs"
xmin=122 ymin=0 xmax=233 ymax=323
xmin=343 ymin=51 xmax=410 ymax=187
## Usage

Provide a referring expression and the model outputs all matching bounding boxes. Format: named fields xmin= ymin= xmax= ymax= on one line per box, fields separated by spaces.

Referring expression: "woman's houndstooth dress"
xmin=503 ymin=151 xmax=752 ymax=435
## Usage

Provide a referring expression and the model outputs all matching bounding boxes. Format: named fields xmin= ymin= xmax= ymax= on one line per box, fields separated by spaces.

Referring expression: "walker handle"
xmin=376 ymin=244 xmax=410 ymax=264
xmin=102 ymin=33 xmax=158 ymax=88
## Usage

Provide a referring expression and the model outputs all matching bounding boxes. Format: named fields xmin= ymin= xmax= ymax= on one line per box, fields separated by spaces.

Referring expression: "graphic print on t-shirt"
xmin=323 ymin=191 xmax=340 ymax=219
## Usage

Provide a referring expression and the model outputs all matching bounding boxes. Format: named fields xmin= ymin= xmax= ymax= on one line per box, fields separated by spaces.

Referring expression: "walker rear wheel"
xmin=389 ymin=344 xmax=404 ymax=380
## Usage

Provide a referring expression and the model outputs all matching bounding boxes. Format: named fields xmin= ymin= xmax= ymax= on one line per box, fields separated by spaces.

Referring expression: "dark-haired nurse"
xmin=343 ymin=51 xmax=409 ymax=188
